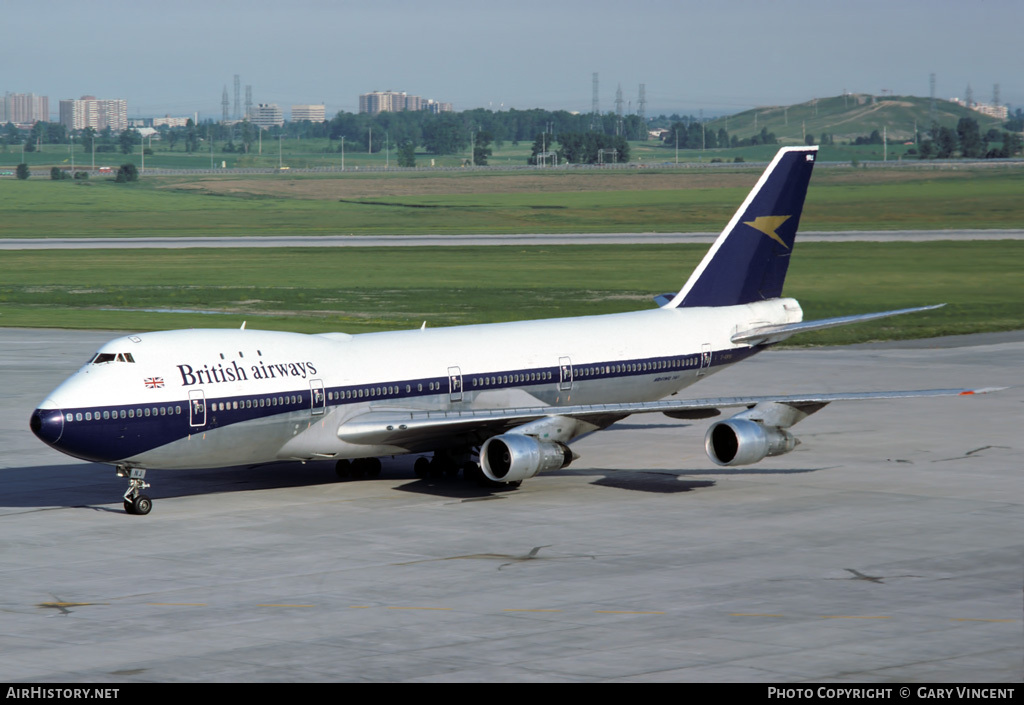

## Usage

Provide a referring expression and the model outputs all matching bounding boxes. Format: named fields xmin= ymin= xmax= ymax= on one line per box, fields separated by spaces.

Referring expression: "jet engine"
xmin=480 ymin=434 xmax=574 ymax=483
xmin=704 ymin=418 xmax=798 ymax=466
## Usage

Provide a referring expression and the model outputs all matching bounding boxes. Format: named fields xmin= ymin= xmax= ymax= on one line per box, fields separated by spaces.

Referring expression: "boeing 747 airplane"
xmin=30 ymin=147 xmax=993 ymax=515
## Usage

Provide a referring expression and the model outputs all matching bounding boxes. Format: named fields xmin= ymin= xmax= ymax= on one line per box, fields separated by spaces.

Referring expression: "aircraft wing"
xmin=335 ymin=386 xmax=1000 ymax=451
xmin=731 ymin=304 xmax=946 ymax=346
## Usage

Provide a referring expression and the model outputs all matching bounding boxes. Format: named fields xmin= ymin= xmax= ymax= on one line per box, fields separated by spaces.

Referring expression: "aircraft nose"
xmin=30 ymin=406 xmax=65 ymax=446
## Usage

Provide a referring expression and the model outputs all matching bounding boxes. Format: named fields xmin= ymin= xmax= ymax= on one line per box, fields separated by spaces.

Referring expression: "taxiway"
xmin=1 ymin=327 xmax=1021 ymax=682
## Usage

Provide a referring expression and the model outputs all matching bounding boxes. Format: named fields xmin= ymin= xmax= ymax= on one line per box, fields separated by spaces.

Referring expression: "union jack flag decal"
xmin=144 ymin=377 xmax=164 ymax=389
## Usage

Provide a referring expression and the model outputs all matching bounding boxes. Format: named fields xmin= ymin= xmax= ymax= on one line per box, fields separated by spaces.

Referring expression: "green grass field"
xmin=2 ymin=159 xmax=1021 ymax=343
xmin=3 ymin=166 xmax=1024 ymax=237
xmin=1 ymin=242 xmax=1021 ymax=345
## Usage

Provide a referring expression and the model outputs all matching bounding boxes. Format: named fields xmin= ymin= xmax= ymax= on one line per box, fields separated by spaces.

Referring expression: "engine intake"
xmin=480 ymin=434 xmax=574 ymax=483
xmin=704 ymin=418 xmax=798 ymax=466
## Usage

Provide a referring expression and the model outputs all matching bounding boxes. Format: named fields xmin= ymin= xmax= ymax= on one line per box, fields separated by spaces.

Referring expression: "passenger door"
xmin=309 ymin=379 xmax=326 ymax=416
xmin=188 ymin=389 xmax=206 ymax=427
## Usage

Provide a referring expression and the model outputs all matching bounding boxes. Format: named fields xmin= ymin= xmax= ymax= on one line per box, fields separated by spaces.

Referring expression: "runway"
xmin=1 ymin=327 xmax=1021 ymax=682
xmin=1 ymin=229 xmax=1023 ymax=249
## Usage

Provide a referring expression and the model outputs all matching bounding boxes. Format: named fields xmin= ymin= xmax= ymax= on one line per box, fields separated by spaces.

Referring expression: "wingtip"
xmin=959 ymin=387 xmax=1007 ymax=396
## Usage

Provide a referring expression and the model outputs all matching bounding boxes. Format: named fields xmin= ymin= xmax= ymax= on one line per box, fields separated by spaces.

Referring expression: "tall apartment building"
xmin=58 ymin=96 xmax=128 ymax=132
xmin=291 ymin=104 xmax=326 ymax=122
xmin=359 ymin=90 xmax=452 ymax=115
xmin=250 ymin=103 xmax=284 ymax=128
xmin=2 ymin=93 xmax=49 ymax=124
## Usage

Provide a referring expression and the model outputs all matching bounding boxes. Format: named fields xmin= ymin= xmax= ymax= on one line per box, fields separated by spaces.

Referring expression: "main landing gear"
xmin=334 ymin=457 xmax=382 ymax=480
xmin=412 ymin=448 xmax=519 ymax=488
xmin=117 ymin=466 xmax=153 ymax=515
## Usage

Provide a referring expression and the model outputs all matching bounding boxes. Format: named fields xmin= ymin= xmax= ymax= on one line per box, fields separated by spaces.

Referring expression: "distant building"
xmin=950 ymin=96 xmax=1009 ymax=121
xmin=59 ymin=96 xmax=127 ymax=132
xmin=152 ymin=115 xmax=192 ymax=128
xmin=359 ymin=90 xmax=452 ymax=115
xmin=2 ymin=92 xmax=49 ymax=124
xmin=291 ymin=104 xmax=326 ymax=122
xmin=421 ymin=98 xmax=453 ymax=114
xmin=972 ymin=102 xmax=1008 ymax=120
xmin=250 ymin=103 xmax=284 ymax=128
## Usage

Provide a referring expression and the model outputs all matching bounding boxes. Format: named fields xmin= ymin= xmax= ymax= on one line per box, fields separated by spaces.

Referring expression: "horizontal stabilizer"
xmin=731 ymin=304 xmax=946 ymax=345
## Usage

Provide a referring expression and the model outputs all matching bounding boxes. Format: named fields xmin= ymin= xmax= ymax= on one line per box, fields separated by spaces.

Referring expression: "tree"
xmin=185 ymin=119 xmax=198 ymax=154
xmin=45 ymin=122 xmax=67 ymax=144
xmin=16 ymin=163 xmax=29 ymax=180
xmin=3 ymin=121 xmax=19 ymax=147
xmin=956 ymin=117 xmax=982 ymax=158
xmin=421 ymin=113 xmax=468 ymax=154
xmin=240 ymin=120 xmax=255 ymax=153
xmin=119 ymin=129 xmax=137 ymax=155
xmin=1004 ymin=131 xmax=1023 ymax=157
xmin=81 ymin=126 xmax=97 ymax=155
xmin=50 ymin=167 xmax=71 ymax=180
xmin=30 ymin=121 xmax=45 ymax=145
xmin=472 ymin=130 xmax=493 ymax=166
xmin=555 ymin=132 xmax=628 ymax=164
xmin=397 ymin=140 xmax=416 ymax=167
xmin=528 ymin=132 xmax=556 ymax=165
xmin=115 ymin=163 xmax=139 ymax=183
xmin=932 ymin=123 xmax=957 ymax=158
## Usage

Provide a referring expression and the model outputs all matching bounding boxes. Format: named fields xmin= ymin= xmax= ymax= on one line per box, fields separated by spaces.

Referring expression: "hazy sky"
xmin=9 ymin=0 xmax=1022 ymax=119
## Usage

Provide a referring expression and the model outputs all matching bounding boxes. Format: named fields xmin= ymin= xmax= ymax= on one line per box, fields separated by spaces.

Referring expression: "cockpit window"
xmin=90 ymin=352 xmax=136 ymax=364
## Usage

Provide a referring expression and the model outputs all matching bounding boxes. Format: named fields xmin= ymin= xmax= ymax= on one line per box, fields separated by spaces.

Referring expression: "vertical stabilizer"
xmin=666 ymin=146 xmax=817 ymax=308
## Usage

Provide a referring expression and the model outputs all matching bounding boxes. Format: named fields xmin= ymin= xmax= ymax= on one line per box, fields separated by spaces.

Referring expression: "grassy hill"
xmin=704 ymin=94 xmax=1004 ymax=145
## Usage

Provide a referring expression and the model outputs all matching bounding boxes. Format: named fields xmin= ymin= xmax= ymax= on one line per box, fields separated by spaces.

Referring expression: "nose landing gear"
xmin=117 ymin=466 xmax=153 ymax=515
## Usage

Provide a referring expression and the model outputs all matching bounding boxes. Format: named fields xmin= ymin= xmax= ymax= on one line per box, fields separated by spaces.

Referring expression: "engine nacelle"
xmin=704 ymin=418 xmax=798 ymax=467
xmin=480 ymin=434 xmax=574 ymax=483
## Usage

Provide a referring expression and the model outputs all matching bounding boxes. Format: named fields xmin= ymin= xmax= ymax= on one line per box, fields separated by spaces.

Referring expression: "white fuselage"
xmin=33 ymin=298 xmax=802 ymax=470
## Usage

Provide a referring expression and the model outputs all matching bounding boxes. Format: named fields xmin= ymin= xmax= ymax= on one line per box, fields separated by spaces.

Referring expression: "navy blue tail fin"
xmin=666 ymin=146 xmax=817 ymax=308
